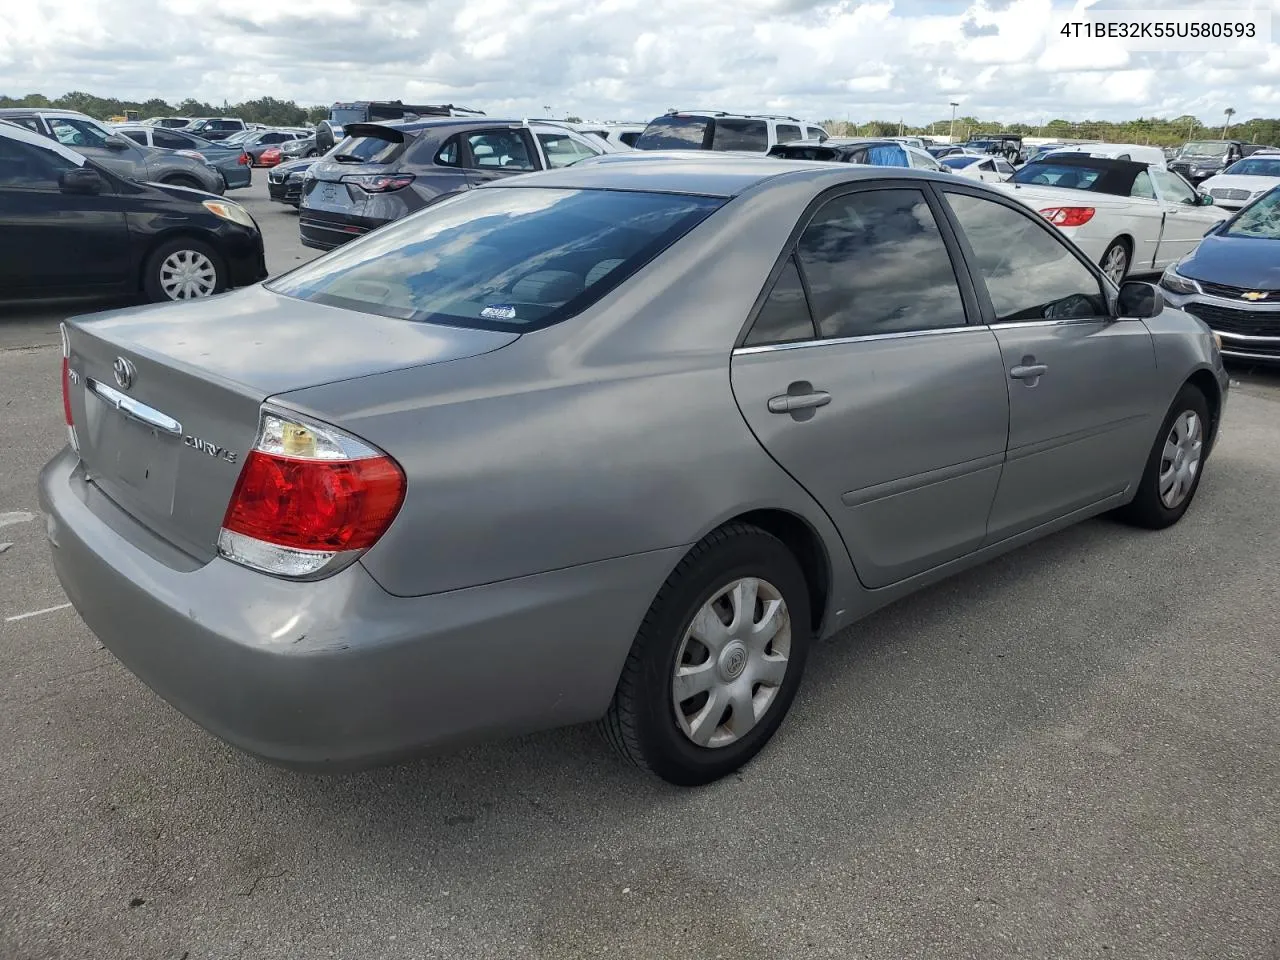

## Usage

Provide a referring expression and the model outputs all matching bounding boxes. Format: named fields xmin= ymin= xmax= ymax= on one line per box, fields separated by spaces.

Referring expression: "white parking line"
xmin=4 ymin=603 xmax=72 ymax=623
xmin=0 ymin=511 xmax=36 ymax=529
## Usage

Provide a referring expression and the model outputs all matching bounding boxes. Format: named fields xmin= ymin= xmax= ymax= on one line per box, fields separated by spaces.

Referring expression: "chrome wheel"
xmin=1102 ymin=243 xmax=1128 ymax=284
xmin=159 ymin=249 xmax=217 ymax=300
xmin=671 ymin=577 xmax=791 ymax=749
xmin=1159 ymin=410 xmax=1203 ymax=508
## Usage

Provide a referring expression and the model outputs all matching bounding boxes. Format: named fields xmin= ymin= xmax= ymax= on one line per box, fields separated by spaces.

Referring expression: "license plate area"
xmin=81 ymin=382 xmax=182 ymax=514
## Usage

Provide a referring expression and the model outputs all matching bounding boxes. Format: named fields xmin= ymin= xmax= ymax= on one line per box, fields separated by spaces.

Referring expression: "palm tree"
xmin=1223 ymin=107 xmax=1236 ymax=138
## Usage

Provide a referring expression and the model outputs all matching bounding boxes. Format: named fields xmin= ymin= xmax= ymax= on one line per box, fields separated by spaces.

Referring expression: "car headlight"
xmin=202 ymin=200 xmax=255 ymax=228
xmin=1159 ymin=263 xmax=1201 ymax=295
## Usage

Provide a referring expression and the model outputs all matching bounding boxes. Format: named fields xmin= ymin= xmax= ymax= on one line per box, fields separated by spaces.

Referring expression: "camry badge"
xmin=113 ymin=356 xmax=136 ymax=391
xmin=184 ymin=435 xmax=238 ymax=463
xmin=1242 ymin=291 xmax=1267 ymax=301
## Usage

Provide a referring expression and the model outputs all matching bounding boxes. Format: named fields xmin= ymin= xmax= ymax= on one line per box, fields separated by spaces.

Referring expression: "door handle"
xmin=768 ymin=390 xmax=831 ymax=414
xmin=1009 ymin=363 xmax=1048 ymax=381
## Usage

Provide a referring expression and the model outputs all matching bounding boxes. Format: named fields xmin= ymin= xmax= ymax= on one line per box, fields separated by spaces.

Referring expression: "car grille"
xmin=1183 ymin=302 xmax=1280 ymax=337
xmin=1209 ymin=187 xmax=1251 ymax=201
xmin=1195 ymin=281 xmax=1280 ymax=302
xmin=1169 ymin=162 xmax=1193 ymax=177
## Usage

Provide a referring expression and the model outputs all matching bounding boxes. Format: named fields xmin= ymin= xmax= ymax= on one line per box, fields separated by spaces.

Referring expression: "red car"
xmin=258 ymin=146 xmax=284 ymax=167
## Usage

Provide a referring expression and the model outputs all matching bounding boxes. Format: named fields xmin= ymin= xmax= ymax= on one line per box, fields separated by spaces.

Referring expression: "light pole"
xmin=1223 ymin=106 xmax=1236 ymax=138
xmin=949 ymin=101 xmax=959 ymax=143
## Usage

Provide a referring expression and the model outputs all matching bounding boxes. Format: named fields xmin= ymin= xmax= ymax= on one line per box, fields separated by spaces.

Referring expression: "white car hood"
xmin=1200 ymin=173 xmax=1280 ymax=193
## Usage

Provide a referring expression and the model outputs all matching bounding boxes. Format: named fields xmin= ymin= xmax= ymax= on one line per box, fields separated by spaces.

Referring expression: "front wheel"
xmin=599 ymin=523 xmax=812 ymax=785
xmin=142 ymin=237 xmax=226 ymax=302
xmin=1116 ymin=384 xmax=1210 ymax=529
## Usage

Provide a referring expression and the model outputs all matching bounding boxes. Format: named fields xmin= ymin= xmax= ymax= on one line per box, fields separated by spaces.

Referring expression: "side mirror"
xmin=59 ymin=167 xmax=104 ymax=195
xmin=1198 ymin=192 xmax=1215 ymax=206
xmin=104 ymin=134 xmax=131 ymax=151
xmin=1116 ymin=281 xmax=1163 ymax=319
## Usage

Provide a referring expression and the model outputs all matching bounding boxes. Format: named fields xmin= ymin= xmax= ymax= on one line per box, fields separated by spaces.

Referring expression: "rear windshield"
xmin=635 ymin=116 xmax=709 ymax=150
xmin=267 ymin=187 xmax=723 ymax=331
xmin=330 ymin=133 xmax=405 ymax=165
xmin=1011 ymin=161 xmax=1107 ymax=191
xmin=942 ymin=156 xmax=979 ymax=169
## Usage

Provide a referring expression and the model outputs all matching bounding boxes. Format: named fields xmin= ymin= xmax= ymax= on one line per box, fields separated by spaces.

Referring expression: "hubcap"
xmin=159 ymin=250 xmax=217 ymax=300
xmin=671 ymin=577 xmax=791 ymax=749
xmin=1103 ymin=245 xmax=1127 ymax=284
xmin=1159 ymin=410 xmax=1203 ymax=508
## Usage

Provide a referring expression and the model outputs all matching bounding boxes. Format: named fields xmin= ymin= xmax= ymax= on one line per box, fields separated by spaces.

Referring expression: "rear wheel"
xmin=599 ymin=523 xmax=812 ymax=785
xmin=1116 ymin=384 xmax=1210 ymax=529
xmin=142 ymin=237 xmax=226 ymax=302
xmin=1100 ymin=239 xmax=1130 ymax=285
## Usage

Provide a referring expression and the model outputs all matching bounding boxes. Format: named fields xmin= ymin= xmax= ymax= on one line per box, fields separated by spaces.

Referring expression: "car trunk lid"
xmin=64 ymin=285 xmax=517 ymax=562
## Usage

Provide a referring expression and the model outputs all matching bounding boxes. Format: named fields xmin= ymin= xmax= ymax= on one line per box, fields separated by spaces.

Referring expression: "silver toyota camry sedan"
xmin=40 ymin=159 xmax=1228 ymax=785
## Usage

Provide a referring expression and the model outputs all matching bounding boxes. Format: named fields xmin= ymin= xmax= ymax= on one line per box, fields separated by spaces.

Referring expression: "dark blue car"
xmin=1159 ymin=185 xmax=1280 ymax=363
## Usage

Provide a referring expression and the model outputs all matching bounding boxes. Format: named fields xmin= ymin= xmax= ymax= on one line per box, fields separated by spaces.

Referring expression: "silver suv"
xmin=634 ymin=110 xmax=829 ymax=154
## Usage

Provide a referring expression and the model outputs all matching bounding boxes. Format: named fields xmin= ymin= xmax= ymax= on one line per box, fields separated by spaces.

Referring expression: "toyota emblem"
xmin=113 ymin=356 xmax=136 ymax=391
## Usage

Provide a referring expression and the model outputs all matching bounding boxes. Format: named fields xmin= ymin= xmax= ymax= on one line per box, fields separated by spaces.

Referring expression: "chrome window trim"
xmin=733 ymin=324 xmax=975 ymax=355
xmin=986 ymin=317 xmax=1113 ymax=330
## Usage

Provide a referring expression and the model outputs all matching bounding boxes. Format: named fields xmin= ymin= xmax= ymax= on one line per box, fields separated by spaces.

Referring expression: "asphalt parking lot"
xmin=1 ymin=179 xmax=1278 ymax=960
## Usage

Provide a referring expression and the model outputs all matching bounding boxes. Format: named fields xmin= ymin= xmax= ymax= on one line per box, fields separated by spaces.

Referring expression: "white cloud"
xmin=1 ymin=0 xmax=1278 ymax=124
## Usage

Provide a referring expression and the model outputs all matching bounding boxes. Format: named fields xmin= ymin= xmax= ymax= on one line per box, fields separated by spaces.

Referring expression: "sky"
xmin=1 ymin=0 xmax=1278 ymax=125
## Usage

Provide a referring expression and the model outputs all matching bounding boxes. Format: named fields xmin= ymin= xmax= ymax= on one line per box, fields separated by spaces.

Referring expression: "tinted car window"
xmin=333 ymin=134 xmax=405 ymax=165
xmin=46 ymin=117 xmax=111 ymax=149
xmin=268 ymin=188 xmax=722 ymax=331
xmin=711 ymin=119 xmax=768 ymax=152
xmin=634 ymin=116 xmax=709 ymax=150
xmin=0 ymin=136 xmax=77 ymax=187
xmin=618 ymin=131 xmax=641 ymax=147
xmin=7 ymin=116 xmax=44 ymax=134
xmin=944 ymin=192 xmax=1106 ymax=321
xmin=942 ymin=156 xmax=979 ymax=169
xmin=467 ymin=130 xmax=535 ymax=171
xmin=795 ymin=189 xmax=965 ymax=339
xmin=435 ymin=135 xmax=460 ymax=166
xmin=769 ymin=144 xmax=839 ymax=161
xmin=744 ymin=256 xmax=815 ymax=346
xmin=774 ymin=124 xmax=801 ymax=145
xmin=121 ymin=130 xmax=148 ymax=145
xmin=1011 ymin=161 xmax=1105 ymax=190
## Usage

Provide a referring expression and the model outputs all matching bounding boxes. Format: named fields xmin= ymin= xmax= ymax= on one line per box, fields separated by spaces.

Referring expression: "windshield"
xmin=328 ymin=133 xmax=405 ymax=164
xmin=1224 ymin=157 xmax=1280 ymax=178
xmin=942 ymin=156 xmax=979 ymax=169
xmin=330 ymin=108 xmax=367 ymax=127
xmin=1224 ymin=188 xmax=1280 ymax=239
xmin=634 ymin=116 xmax=709 ymax=151
xmin=267 ymin=187 xmax=723 ymax=331
xmin=1181 ymin=141 xmax=1229 ymax=158
xmin=1010 ymin=161 xmax=1106 ymax=190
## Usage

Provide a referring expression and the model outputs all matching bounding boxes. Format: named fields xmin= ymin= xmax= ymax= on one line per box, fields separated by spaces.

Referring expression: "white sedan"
xmin=994 ymin=154 xmax=1226 ymax=284
xmin=940 ymin=154 xmax=1016 ymax=182
xmin=1198 ymin=154 xmax=1280 ymax=210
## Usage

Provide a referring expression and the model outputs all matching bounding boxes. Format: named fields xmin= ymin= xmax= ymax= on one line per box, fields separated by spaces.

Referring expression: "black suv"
xmin=298 ymin=118 xmax=611 ymax=250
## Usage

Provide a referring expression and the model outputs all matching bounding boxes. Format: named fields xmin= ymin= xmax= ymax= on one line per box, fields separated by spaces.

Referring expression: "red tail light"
xmin=1039 ymin=206 xmax=1095 ymax=227
xmin=59 ymin=323 xmax=79 ymax=452
xmin=238 ymin=152 xmax=252 ymax=165
xmin=340 ymin=173 xmax=415 ymax=193
xmin=218 ymin=411 xmax=405 ymax=578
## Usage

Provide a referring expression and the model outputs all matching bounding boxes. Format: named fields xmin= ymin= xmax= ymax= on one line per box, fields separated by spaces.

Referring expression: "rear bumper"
xmin=298 ymin=209 xmax=385 ymax=250
xmin=38 ymin=449 xmax=676 ymax=769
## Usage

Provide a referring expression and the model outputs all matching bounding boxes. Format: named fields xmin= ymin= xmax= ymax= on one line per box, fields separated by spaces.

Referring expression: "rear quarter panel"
xmin=273 ymin=173 xmax=863 ymax=625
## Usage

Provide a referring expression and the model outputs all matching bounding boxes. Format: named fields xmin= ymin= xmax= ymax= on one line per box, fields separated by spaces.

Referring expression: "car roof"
xmin=0 ymin=107 xmax=94 ymax=119
xmin=489 ymin=156 xmax=955 ymax=198
xmin=355 ymin=117 xmax=527 ymax=134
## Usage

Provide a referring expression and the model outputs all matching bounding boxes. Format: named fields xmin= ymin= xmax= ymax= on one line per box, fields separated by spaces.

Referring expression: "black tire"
xmin=306 ymin=150 xmax=318 ymax=158
xmin=599 ymin=522 xmax=812 ymax=785
xmin=161 ymin=175 xmax=203 ymax=190
xmin=142 ymin=237 xmax=227 ymax=303
xmin=1116 ymin=383 xmax=1211 ymax=529
xmin=1100 ymin=238 xmax=1130 ymax=285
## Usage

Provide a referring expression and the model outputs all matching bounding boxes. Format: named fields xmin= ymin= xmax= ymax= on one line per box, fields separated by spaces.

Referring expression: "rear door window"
xmin=267 ymin=187 xmax=722 ymax=331
xmin=774 ymin=123 xmax=801 ymax=145
xmin=795 ymin=188 xmax=966 ymax=339
xmin=711 ymin=119 xmax=768 ymax=152
xmin=466 ymin=129 xmax=537 ymax=171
